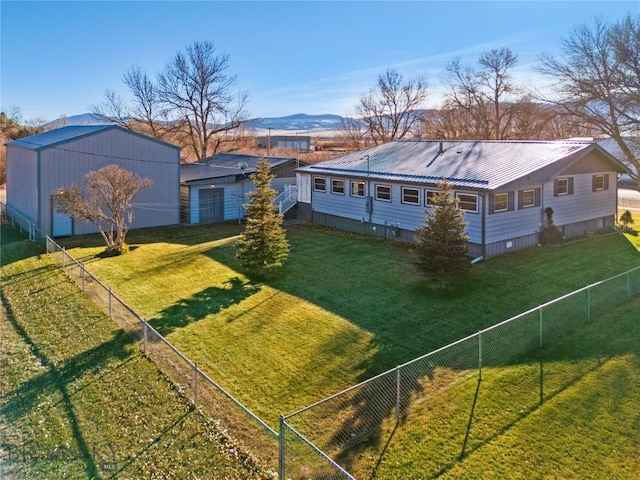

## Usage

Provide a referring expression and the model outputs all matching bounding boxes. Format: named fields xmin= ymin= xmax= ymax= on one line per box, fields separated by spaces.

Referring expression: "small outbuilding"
xmin=180 ymin=152 xmax=301 ymax=224
xmin=5 ymin=125 xmax=181 ymax=238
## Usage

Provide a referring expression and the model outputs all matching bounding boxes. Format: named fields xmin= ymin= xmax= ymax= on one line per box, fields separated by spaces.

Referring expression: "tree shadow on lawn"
xmin=1 ymin=290 xmax=136 ymax=479
xmin=199 ymin=226 xmax=640 ymax=478
xmin=148 ymin=277 xmax=260 ymax=336
xmin=56 ymin=222 xmax=246 ymax=251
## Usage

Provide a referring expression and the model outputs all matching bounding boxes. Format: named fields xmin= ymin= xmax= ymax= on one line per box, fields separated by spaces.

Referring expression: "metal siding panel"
xmin=224 ymin=183 xmax=247 ymax=221
xmin=544 ymin=173 xmax=617 ymax=227
xmin=42 ymin=128 xmax=181 ymax=232
xmin=6 ymin=146 xmax=39 ymax=223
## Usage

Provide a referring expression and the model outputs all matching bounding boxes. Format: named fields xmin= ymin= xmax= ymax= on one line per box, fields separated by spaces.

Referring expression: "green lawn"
xmin=58 ymin=224 xmax=640 ymax=428
xmin=53 ymin=223 xmax=640 ymax=478
xmin=0 ymin=225 xmax=269 ymax=479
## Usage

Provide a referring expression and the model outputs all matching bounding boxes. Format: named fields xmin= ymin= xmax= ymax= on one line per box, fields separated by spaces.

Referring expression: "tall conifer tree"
xmin=236 ymin=157 xmax=289 ymax=276
xmin=414 ymin=179 xmax=470 ymax=286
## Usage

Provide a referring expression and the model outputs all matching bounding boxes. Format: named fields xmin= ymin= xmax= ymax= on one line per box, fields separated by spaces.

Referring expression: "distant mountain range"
xmin=46 ymin=112 xmax=347 ymax=134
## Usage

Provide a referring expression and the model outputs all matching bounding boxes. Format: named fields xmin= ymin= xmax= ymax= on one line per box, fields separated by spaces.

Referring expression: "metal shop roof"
xmin=5 ymin=125 xmax=114 ymax=151
xmin=197 ymin=152 xmax=296 ymax=170
xmin=297 ymin=139 xmax=622 ymax=190
xmin=181 ymin=152 xmax=297 ymax=183
xmin=5 ymin=125 xmax=181 ymax=151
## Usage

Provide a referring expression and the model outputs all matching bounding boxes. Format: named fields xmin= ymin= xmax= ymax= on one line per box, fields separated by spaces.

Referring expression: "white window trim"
xmin=313 ymin=176 xmax=326 ymax=192
xmin=556 ymin=178 xmax=569 ymax=196
xmin=350 ymin=180 xmax=365 ymax=198
xmin=401 ymin=186 xmax=421 ymax=205
xmin=331 ymin=178 xmax=345 ymax=195
xmin=493 ymin=192 xmax=509 ymax=212
xmin=521 ymin=189 xmax=536 ymax=208
xmin=593 ymin=174 xmax=605 ymax=191
xmin=425 ymin=189 xmax=438 ymax=207
xmin=375 ymin=184 xmax=392 ymax=202
xmin=456 ymin=192 xmax=479 ymax=213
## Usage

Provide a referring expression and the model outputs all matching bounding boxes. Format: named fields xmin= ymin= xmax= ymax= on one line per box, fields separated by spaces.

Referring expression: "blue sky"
xmin=1 ymin=1 xmax=637 ymax=122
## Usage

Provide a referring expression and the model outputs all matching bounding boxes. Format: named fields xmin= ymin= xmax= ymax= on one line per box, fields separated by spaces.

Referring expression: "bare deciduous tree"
xmin=350 ymin=69 xmax=428 ymax=145
xmin=536 ymin=14 xmax=640 ymax=187
xmin=156 ymin=41 xmax=249 ymax=159
xmin=442 ymin=48 xmax=519 ymax=139
xmin=338 ymin=114 xmax=370 ymax=150
xmin=52 ymin=164 xmax=152 ymax=254
xmin=93 ymin=41 xmax=249 ymax=161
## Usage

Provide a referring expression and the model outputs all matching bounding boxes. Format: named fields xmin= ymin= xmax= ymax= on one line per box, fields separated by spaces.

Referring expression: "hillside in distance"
xmin=46 ymin=112 xmax=348 ymax=135
xmin=248 ymin=113 xmax=345 ymax=134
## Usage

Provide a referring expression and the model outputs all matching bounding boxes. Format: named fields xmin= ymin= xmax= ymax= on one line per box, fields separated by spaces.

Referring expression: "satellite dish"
xmin=237 ymin=161 xmax=248 ymax=171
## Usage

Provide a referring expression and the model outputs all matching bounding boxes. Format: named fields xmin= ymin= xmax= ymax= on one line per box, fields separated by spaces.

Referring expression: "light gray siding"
xmin=6 ymin=146 xmax=38 ymax=222
xmin=485 ymin=188 xmax=543 ymax=244
xmin=7 ymin=126 xmax=180 ymax=237
xmin=308 ymin=176 xmax=484 ymax=243
xmin=186 ymin=177 xmax=296 ymax=224
xmin=544 ymin=172 xmax=616 ymax=227
xmin=38 ymin=128 xmax=180 ymax=236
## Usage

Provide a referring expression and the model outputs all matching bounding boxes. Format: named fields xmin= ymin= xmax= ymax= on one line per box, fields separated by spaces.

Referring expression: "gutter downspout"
xmin=481 ymin=191 xmax=487 ymax=258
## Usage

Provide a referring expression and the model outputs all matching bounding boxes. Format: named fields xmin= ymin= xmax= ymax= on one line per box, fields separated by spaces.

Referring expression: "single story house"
xmin=295 ymin=139 xmax=629 ymax=258
xmin=180 ymin=152 xmax=302 ymax=224
xmin=5 ymin=125 xmax=181 ymax=238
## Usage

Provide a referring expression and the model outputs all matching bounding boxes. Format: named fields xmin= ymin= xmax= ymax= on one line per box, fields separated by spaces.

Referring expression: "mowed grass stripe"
xmin=0 ymin=225 xmax=268 ymax=479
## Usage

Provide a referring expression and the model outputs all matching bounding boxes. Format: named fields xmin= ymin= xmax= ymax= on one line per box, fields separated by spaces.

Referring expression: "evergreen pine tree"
xmin=414 ymin=179 xmax=470 ymax=287
xmin=236 ymin=157 xmax=289 ymax=276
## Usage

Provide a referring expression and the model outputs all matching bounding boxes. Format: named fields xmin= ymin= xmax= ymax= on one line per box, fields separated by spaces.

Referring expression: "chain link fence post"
xmin=108 ymin=287 xmax=112 ymax=318
xmin=194 ymin=362 xmax=199 ymax=406
xmin=396 ymin=366 xmax=401 ymax=421
xmin=279 ymin=416 xmax=285 ymax=480
xmin=478 ymin=331 xmax=483 ymax=381
xmin=143 ymin=320 xmax=148 ymax=353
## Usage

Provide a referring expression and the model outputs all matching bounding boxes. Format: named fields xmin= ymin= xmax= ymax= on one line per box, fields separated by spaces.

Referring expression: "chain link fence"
xmin=3 ymin=203 xmax=638 ymax=479
xmin=43 ymin=236 xmax=280 ymax=472
xmin=283 ymin=265 xmax=640 ymax=479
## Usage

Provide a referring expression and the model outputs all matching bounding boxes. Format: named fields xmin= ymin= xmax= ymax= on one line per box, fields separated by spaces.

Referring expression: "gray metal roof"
xmin=197 ymin=152 xmax=295 ymax=169
xmin=181 ymin=163 xmax=244 ymax=183
xmin=181 ymin=152 xmax=297 ymax=183
xmin=297 ymin=139 xmax=623 ymax=190
xmin=5 ymin=124 xmax=181 ymax=151
xmin=5 ymin=125 xmax=114 ymax=150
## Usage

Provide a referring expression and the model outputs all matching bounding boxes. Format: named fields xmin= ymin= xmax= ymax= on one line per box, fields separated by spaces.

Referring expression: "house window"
xmin=314 ymin=177 xmax=326 ymax=192
xmin=493 ymin=193 xmax=509 ymax=212
xmin=401 ymin=187 xmax=420 ymax=205
xmin=350 ymin=181 xmax=365 ymax=197
xmin=518 ymin=188 xmax=540 ymax=209
xmin=554 ymin=177 xmax=573 ymax=196
xmin=375 ymin=184 xmax=392 ymax=202
xmin=521 ymin=189 xmax=536 ymax=208
xmin=592 ymin=174 xmax=608 ymax=191
xmin=456 ymin=193 xmax=478 ymax=213
xmin=425 ymin=190 xmax=439 ymax=206
xmin=331 ymin=179 xmax=345 ymax=195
